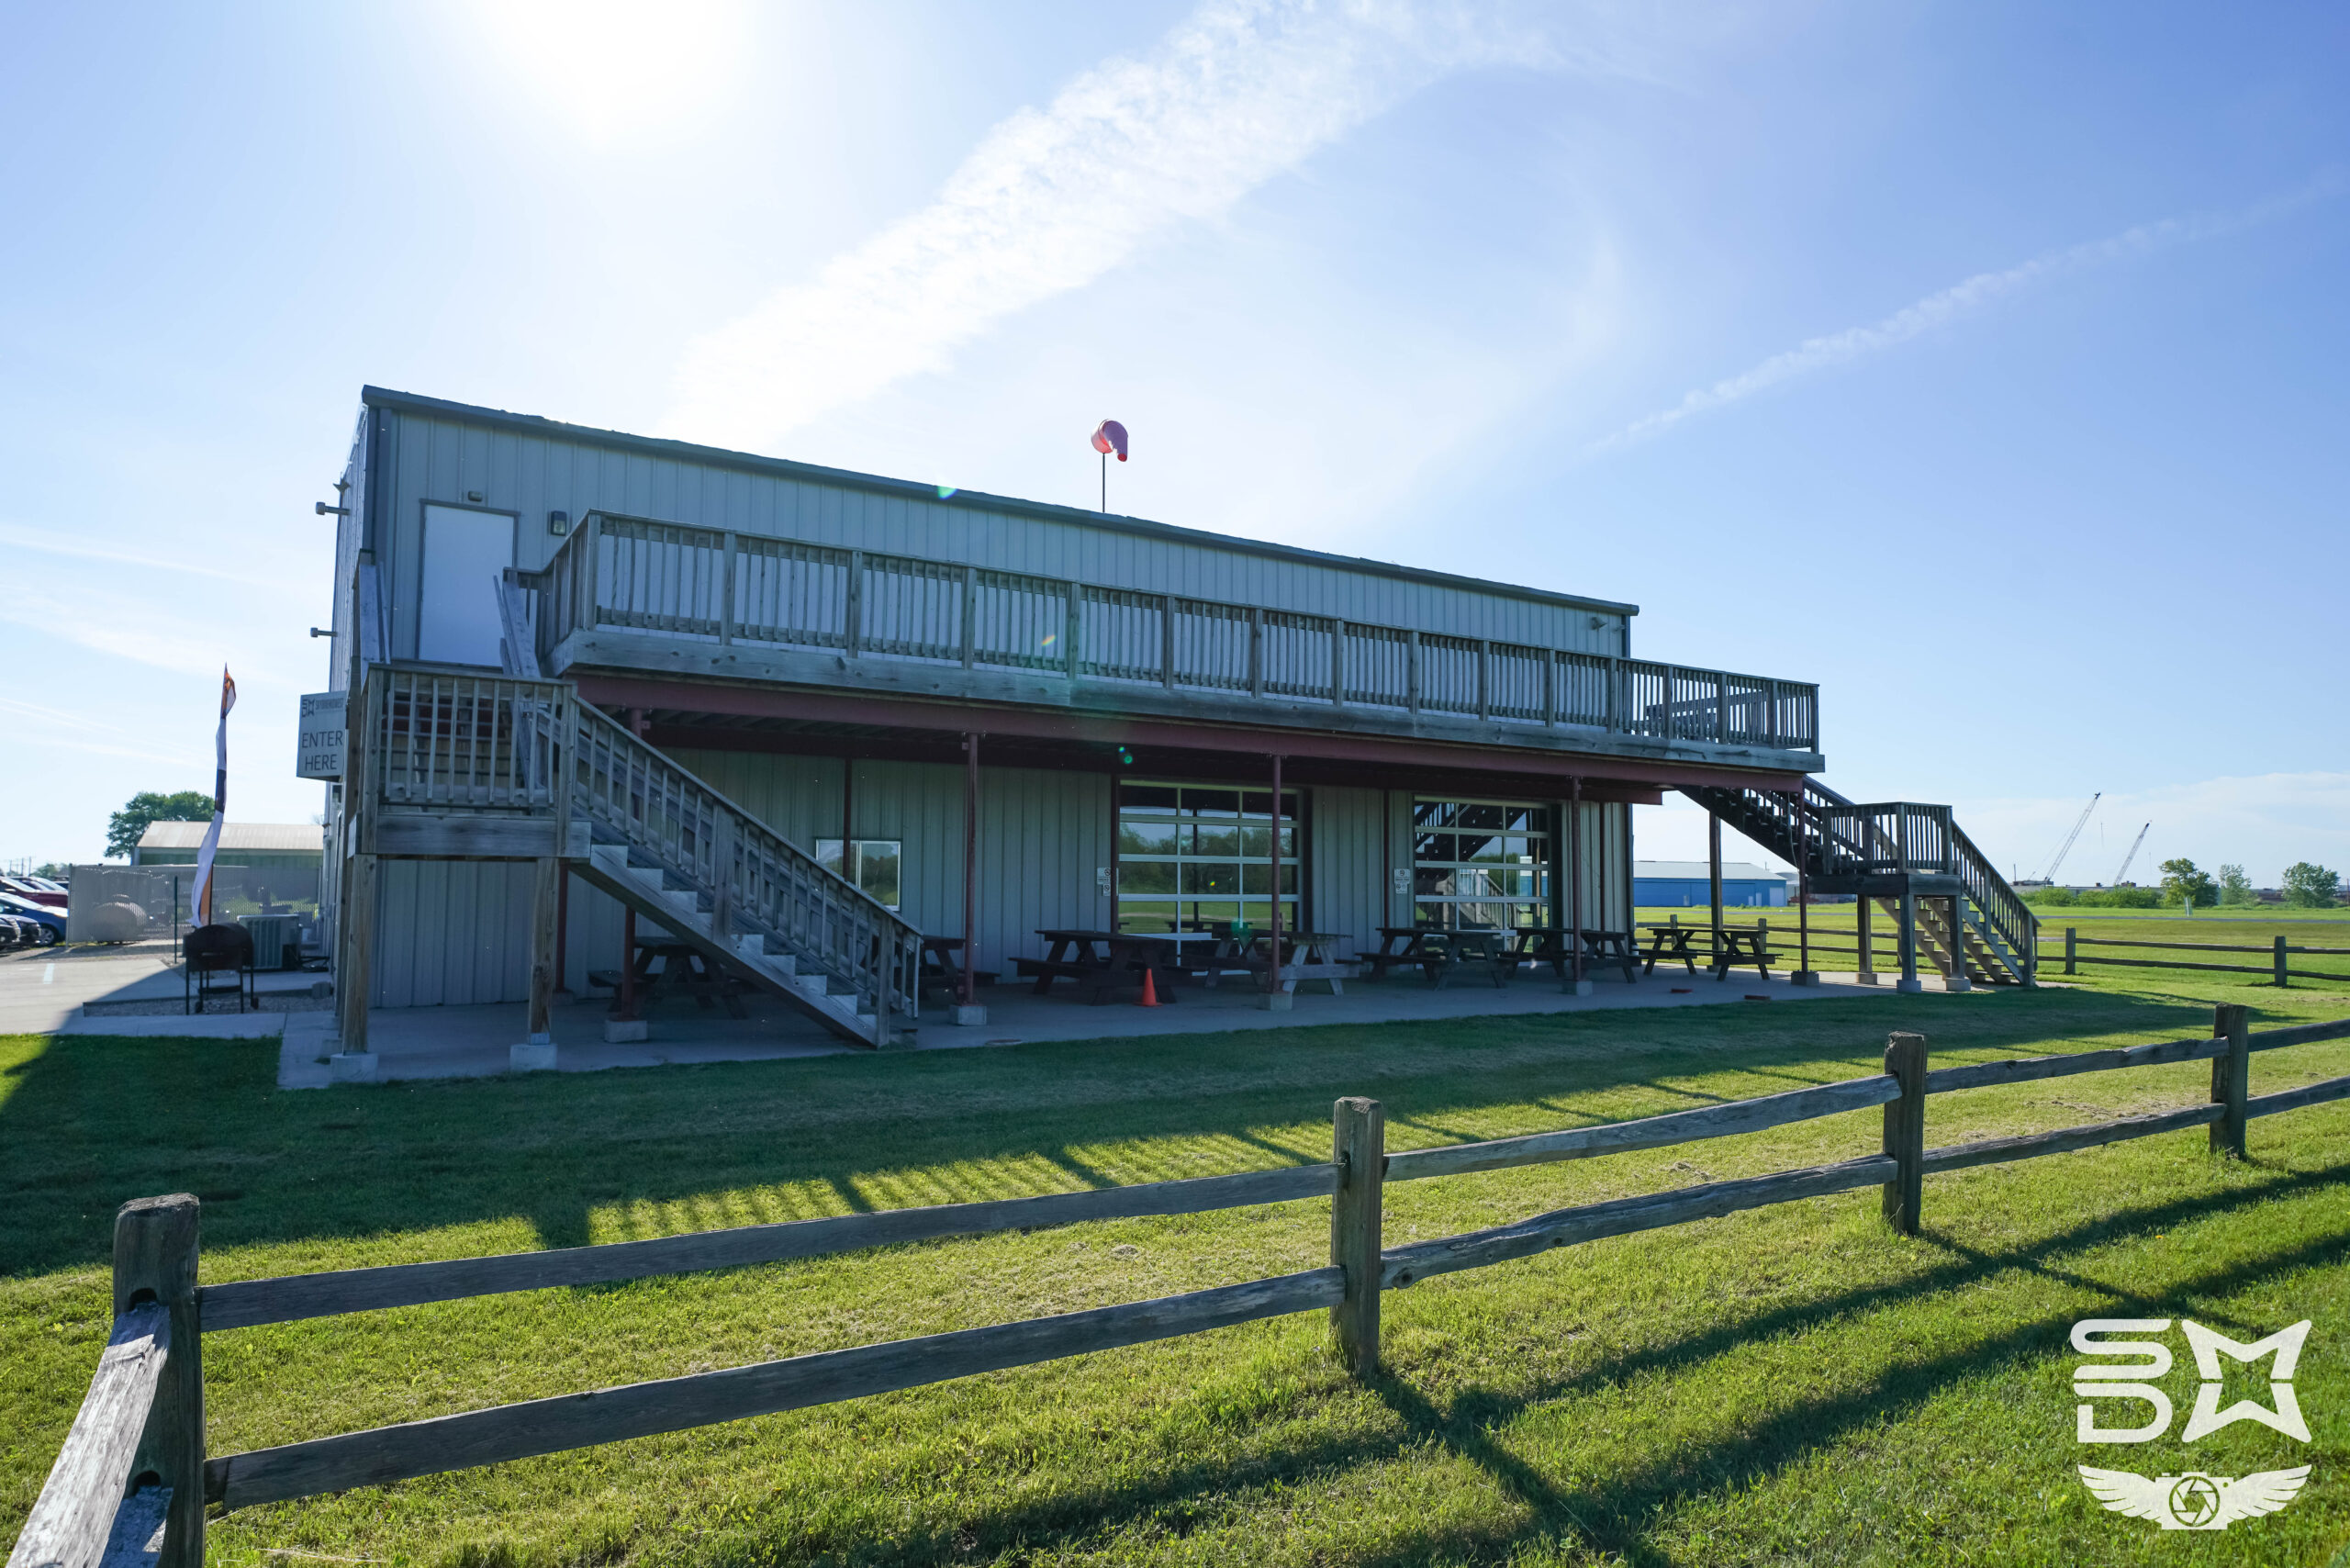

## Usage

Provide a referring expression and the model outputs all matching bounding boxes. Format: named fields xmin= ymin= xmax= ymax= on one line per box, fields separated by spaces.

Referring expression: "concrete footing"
xmin=602 ymin=1017 xmax=650 ymax=1043
xmin=509 ymin=1035 xmax=557 ymax=1071
xmin=1563 ymin=979 xmax=1595 ymax=996
xmin=328 ymin=1051 xmax=379 ymax=1084
xmin=952 ymin=1003 xmax=989 ymax=1026
xmin=1896 ymin=978 xmax=1925 ymax=994
xmin=1790 ymin=970 xmax=1820 ymax=987
xmin=1259 ymin=991 xmax=1294 ymax=1012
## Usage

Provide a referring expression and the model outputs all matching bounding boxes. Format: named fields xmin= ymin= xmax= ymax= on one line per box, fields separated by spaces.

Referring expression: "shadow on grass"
xmin=695 ymin=1157 xmax=2350 ymax=1568
xmin=0 ymin=986 xmax=2240 ymax=1278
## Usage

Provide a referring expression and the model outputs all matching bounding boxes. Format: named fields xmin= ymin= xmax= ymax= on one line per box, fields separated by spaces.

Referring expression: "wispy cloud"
xmin=0 ymin=696 xmax=207 ymax=769
xmin=664 ymin=0 xmax=1575 ymax=451
xmin=1593 ymin=179 xmax=2344 ymax=452
xmin=0 ymin=521 xmax=307 ymax=590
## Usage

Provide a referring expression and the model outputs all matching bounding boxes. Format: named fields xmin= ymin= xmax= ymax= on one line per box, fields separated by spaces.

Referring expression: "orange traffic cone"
xmin=1136 ymin=967 xmax=1161 ymax=1007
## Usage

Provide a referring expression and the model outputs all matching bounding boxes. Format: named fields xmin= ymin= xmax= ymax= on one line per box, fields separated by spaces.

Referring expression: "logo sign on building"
xmin=297 ymin=691 xmax=348 ymax=781
xmin=2072 ymin=1316 xmax=2313 ymax=1532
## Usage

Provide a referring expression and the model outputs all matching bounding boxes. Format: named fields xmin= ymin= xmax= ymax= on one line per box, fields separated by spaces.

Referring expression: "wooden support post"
xmin=1881 ymin=1032 xmax=1927 ymax=1235
xmin=1795 ymin=802 xmax=1814 ymax=982
xmin=1066 ymin=582 xmax=1081 ymax=681
xmin=1330 ymin=619 xmax=1346 ymax=706
xmin=116 ymin=1194 xmax=203 ymax=1568
xmin=2274 ymin=934 xmax=2288 ymax=989
xmin=2210 ymin=1003 xmax=2249 ymax=1159
xmin=335 ymin=852 xmax=375 ymax=1053
xmin=1945 ymin=896 xmax=1971 ymax=991
xmin=1160 ymin=595 xmax=1178 ymax=689
xmin=2065 ymin=925 xmax=2077 ymax=976
xmin=1856 ymin=896 xmax=1875 ymax=984
xmin=616 ymin=906 xmax=639 ymax=1022
xmin=961 ymin=733 xmax=979 ymax=1013
xmin=1541 ymin=649 xmax=1555 ymax=727
xmin=526 ymin=857 xmax=558 ymax=1038
xmin=1707 ymin=812 xmax=1724 ymax=975
xmin=1248 ymin=607 xmax=1264 ymax=698
xmin=1897 ymin=887 xmax=1921 ymax=992
xmin=708 ymin=816 xmax=733 ymax=946
xmin=1261 ymin=755 xmax=1286 ymax=1009
xmin=554 ymin=867 xmax=568 ymax=998
xmin=1406 ymin=631 xmax=1421 ymax=715
xmin=1329 ymin=1096 xmax=1384 ymax=1375
xmin=1476 ymin=638 xmax=1490 ymax=721
xmin=1566 ymin=778 xmax=1585 ymax=992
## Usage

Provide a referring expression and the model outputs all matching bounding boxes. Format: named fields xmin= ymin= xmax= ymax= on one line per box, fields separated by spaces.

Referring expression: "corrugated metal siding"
xmin=371 ymin=858 xmax=536 ymax=1007
xmin=975 ymin=766 xmax=1112 ymax=979
xmin=374 ymin=407 xmax=1630 ymax=661
xmin=1308 ymin=786 xmax=1385 ymax=960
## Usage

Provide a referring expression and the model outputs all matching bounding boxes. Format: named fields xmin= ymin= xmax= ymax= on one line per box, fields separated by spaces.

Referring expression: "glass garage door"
xmin=1413 ymin=798 xmax=1551 ymax=930
xmin=1116 ymin=783 xmax=1299 ymax=934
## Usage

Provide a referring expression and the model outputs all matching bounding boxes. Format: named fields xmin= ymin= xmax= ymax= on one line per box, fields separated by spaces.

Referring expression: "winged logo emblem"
xmin=2077 ymin=1465 xmax=2310 ymax=1530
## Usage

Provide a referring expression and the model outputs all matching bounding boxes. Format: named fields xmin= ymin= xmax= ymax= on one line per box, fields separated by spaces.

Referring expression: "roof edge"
xmin=359 ymin=386 xmax=1640 ymax=620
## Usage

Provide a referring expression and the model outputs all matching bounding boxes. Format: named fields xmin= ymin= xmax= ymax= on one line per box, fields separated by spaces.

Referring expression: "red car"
xmin=0 ymin=874 xmax=68 ymax=911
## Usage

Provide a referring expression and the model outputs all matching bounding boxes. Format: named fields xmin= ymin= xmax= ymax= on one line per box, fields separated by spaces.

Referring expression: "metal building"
xmin=312 ymin=388 xmax=2032 ymax=1055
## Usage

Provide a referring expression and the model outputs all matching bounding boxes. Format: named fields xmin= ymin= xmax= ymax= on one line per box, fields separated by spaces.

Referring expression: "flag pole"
xmin=1101 ymin=451 xmax=1106 ymax=513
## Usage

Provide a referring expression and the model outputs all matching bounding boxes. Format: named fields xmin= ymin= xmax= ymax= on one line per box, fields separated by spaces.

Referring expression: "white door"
xmin=418 ymin=505 xmax=514 ymax=666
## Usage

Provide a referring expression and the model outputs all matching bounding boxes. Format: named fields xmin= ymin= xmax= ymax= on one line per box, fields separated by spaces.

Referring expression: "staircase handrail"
xmin=564 ymin=702 xmax=923 ymax=1027
xmin=1945 ymin=818 xmax=2037 ymax=976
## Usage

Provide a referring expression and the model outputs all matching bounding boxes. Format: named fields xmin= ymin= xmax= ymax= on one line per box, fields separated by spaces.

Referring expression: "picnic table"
xmin=1641 ymin=921 xmax=1777 ymax=982
xmin=1360 ymin=926 xmax=1522 ymax=988
xmin=1228 ymin=930 xmax=1355 ymax=995
xmin=916 ymin=935 xmax=999 ymax=1005
xmin=1016 ymin=929 xmax=1216 ymax=1003
xmin=590 ymin=939 xmax=751 ymax=1017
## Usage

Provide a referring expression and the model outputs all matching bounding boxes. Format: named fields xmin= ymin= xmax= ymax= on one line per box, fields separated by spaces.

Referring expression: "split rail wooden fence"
xmin=14 ymin=1008 xmax=2350 ymax=1568
xmin=2059 ymin=929 xmax=2350 ymax=988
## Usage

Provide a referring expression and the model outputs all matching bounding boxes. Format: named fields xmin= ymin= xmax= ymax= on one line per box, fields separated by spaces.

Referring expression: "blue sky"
xmin=3 ymin=1 xmax=2345 ymax=883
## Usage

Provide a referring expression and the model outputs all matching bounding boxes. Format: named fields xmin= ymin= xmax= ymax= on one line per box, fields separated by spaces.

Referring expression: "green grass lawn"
xmin=5 ymin=971 xmax=2348 ymax=1567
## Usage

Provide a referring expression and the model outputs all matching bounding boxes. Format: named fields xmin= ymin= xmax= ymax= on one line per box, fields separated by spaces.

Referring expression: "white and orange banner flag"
xmin=191 ymin=667 xmax=237 ymax=925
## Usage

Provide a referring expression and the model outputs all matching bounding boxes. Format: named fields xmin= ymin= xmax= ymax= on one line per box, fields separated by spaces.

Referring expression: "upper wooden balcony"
xmin=524 ymin=511 xmax=1822 ymax=775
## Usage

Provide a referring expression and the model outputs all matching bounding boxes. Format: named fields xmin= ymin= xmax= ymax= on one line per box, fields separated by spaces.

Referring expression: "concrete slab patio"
xmin=266 ymin=968 xmax=1942 ymax=1088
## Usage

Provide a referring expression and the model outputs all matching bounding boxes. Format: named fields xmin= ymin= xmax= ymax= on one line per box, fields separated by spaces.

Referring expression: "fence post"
xmin=2210 ymin=1004 xmax=2250 ymax=1159
xmin=1330 ymin=1097 xmax=1384 ymax=1376
xmin=1881 ymin=1033 xmax=1927 ymax=1235
xmin=2065 ymin=926 xmax=2076 ymax=976
xmin=116 ymin=1194 xmax=203 ymax=1568
xmin=2274 ymin=935 xmax=2288 ymax=989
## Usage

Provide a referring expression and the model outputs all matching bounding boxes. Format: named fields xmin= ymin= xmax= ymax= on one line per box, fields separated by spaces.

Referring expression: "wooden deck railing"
xmin=15 ymin=1010 xmax=2345 ymax=1561
xmin=529 ymin=510 xmax=1820 ymax=753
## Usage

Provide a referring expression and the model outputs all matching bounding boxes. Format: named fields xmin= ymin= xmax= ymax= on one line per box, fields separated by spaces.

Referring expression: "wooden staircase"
xmin=365 ymin=667 xmax=922 ymax=1047
xmin=1682 ymin=778 xmax=2037 ymax=987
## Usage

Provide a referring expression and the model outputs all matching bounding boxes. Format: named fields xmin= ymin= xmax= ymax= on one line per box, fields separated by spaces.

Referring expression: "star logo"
xmin=2076 ymin=1465 xmax=2310 ymax=1530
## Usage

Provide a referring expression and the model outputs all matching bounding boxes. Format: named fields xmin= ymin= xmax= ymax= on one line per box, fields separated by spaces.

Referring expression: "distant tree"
xmin=2283 ymin=862 xmax=2341 ymax=908
xmin=2159 ymin=857 xmax=2217 ymax=909
xmin=105 ymin=790 xmax=215 ymax=860
xmin=2218 ymin=864 xmax=2255 ymax=906
xmin=2026 ymin=885 xmax=2078 ymax=907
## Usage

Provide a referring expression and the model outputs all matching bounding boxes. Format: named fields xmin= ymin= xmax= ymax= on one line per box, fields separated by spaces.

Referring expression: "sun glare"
xmin=463 ymin=0 xmax=754 ymax=148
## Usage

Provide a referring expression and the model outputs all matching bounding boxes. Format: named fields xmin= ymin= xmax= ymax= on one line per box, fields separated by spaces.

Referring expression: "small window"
xmin=816 ymin=838 xmax=903 ymax=911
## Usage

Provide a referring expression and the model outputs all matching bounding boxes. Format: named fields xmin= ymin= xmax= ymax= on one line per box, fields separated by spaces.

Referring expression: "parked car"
xmin=1 ymin=891 xmax=66 ymax=944
xmin=0 ymin=913 xmax=39 ymax=950
xmin=0 ymin=873 xmax=68 ymax=910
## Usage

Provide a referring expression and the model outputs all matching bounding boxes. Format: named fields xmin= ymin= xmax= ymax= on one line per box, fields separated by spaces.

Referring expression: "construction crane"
xmin=2039 ymin=792 xmax=2100 ymax=883
xmin=2112 ymin=823 xmax=2152 ymax=886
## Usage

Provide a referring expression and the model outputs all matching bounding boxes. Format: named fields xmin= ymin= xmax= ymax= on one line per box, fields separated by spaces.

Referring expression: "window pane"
xmin=1458 ymin=803 xmax=1505 ymax=830
xmin=815 ymin=839 xmax=844 ymax=877
xmin=1123 ymin=785 xmax=1179 ymax=810
xmin=1181 ymin=863 xmax=1240 ymax=895
xmin=1118 ymin=860 xmax=1176 ymax=894
xmin=1193 ymin=825 xmax=1240 ymax=857
xmin=855 ymin=840 xmax=901 ymax=909
xmin=1184 ymin=788 xmax=1240 ymax=816
xmin=1118 ymin=901 xmax=1177 ymax=933
xmin=1416 ymin=833 xmax=1457 ymax=863
xmin=1118 ymin=821 xmax=1179 ymax=855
